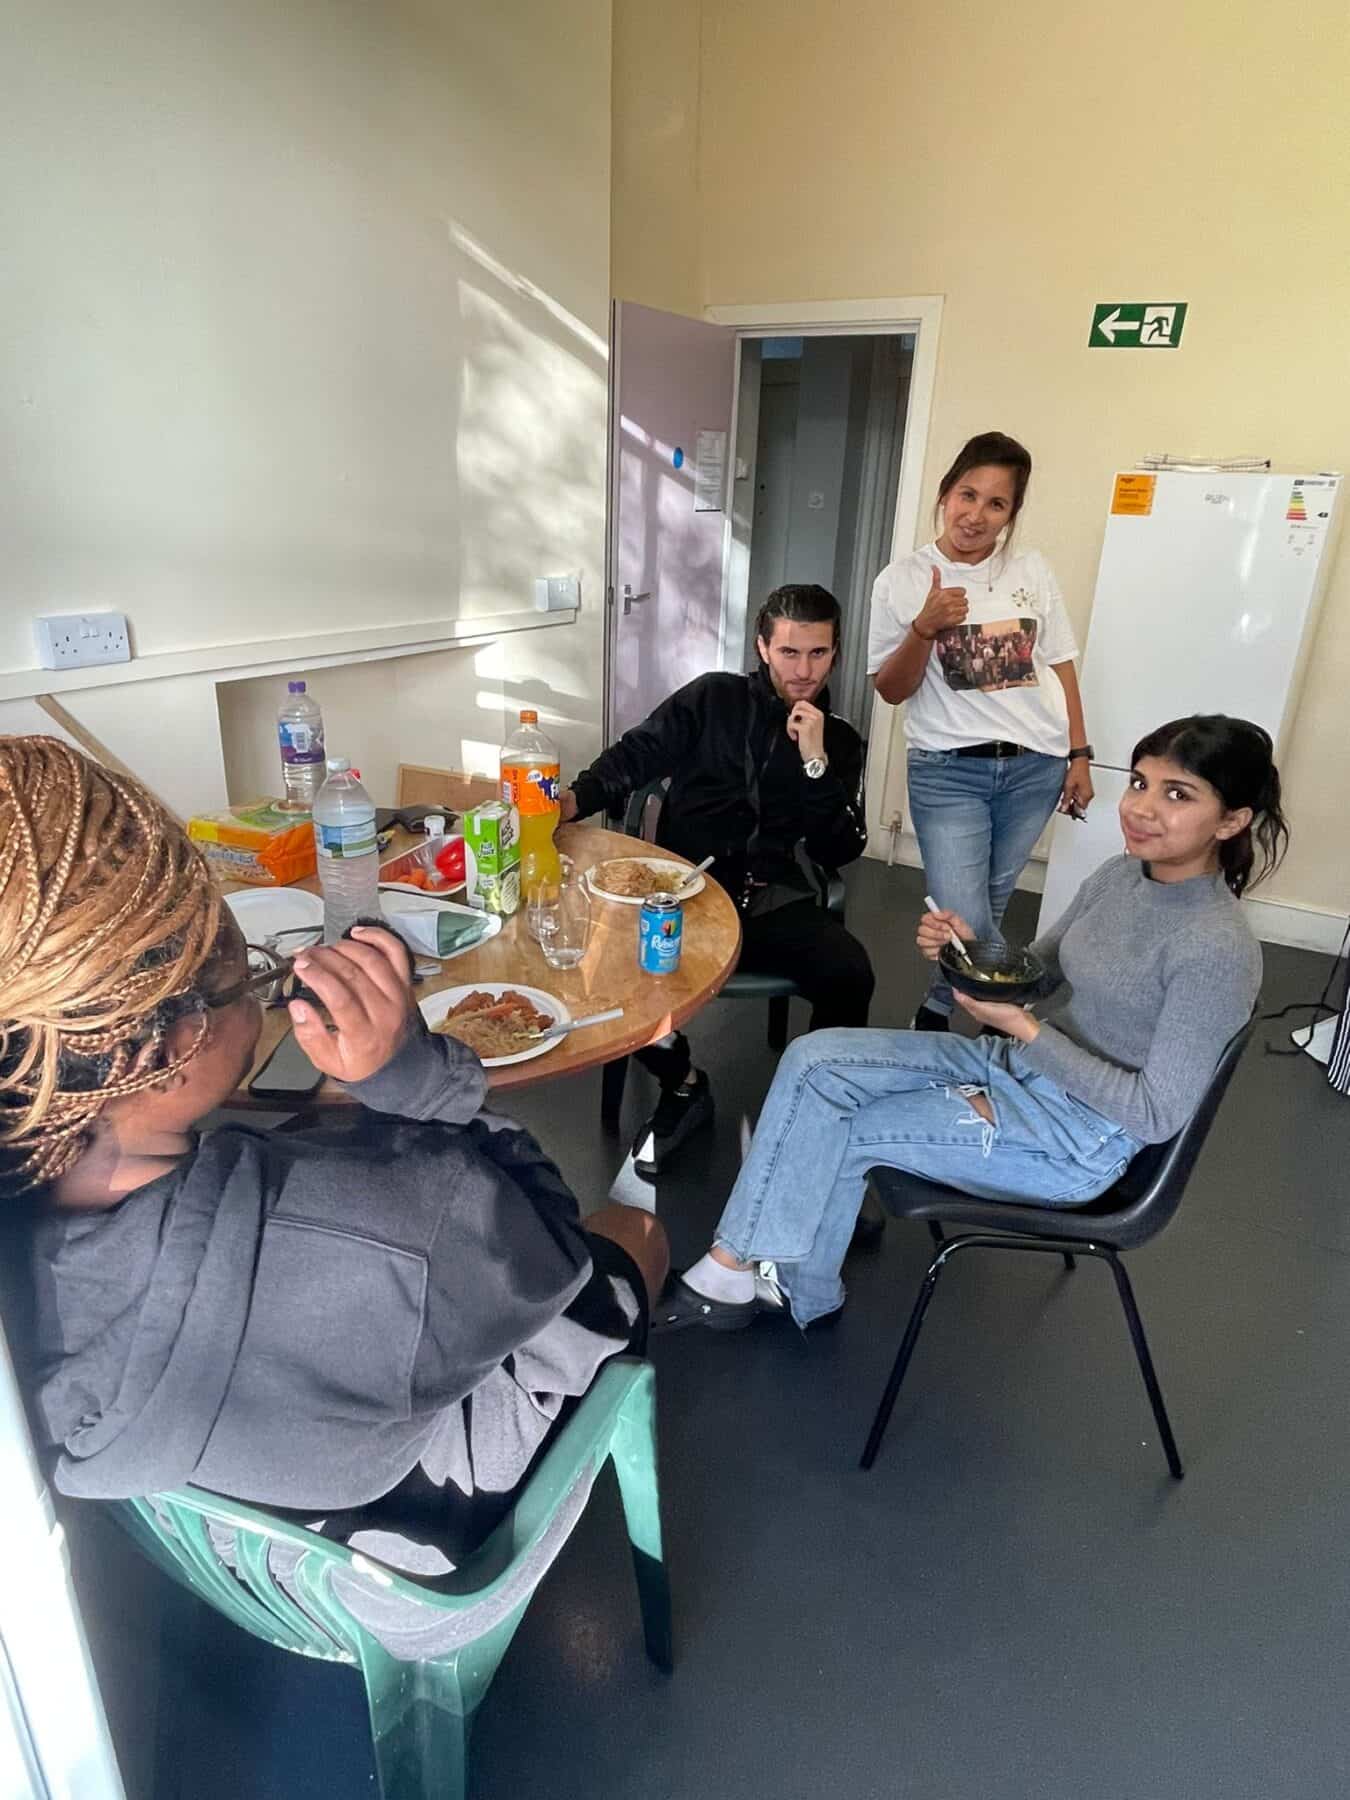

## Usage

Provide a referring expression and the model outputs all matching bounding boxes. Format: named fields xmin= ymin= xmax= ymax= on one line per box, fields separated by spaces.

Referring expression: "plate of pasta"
xmin=584 ymin=857 xmax=706 ymax=905
xmin=419 ymin=983 xmax=571 ymax=1067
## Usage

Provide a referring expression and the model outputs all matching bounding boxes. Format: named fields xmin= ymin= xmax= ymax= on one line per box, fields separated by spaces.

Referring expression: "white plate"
xmin=584 ymin=857 xmax=706 ymax=906
xmin=224 ymin=886 xmax=325 ymax=948
xmin=418 ymin=982 xmax=571 ymax=1068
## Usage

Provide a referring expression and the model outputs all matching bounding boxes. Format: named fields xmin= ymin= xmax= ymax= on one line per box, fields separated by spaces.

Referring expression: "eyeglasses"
xmin=156 ymin=943 xmax=309 ymax=1025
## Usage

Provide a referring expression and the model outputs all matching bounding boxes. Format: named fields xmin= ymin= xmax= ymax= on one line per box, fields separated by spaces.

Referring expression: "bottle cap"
xmin=325 ymin=755 xmax=351 ymax=773
xmin=289 ymin=680 xmax=306 ymax=694
xmin=519 ymin=708 xmax=538 ymax=724
xmin=422 ymin=814 xmax=447 ymax=836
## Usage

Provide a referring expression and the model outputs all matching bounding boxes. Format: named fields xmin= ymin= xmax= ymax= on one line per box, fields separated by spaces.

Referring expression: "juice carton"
xmin=462 ymin=801 xmax=521 ymax=915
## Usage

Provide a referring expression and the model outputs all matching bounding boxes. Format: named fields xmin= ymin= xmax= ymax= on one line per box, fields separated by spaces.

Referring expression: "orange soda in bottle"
xmin=501 ymin=709 xmax=562 ymax=892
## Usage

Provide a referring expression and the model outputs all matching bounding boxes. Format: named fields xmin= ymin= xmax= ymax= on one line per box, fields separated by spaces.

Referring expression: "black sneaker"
xmin=632 ymin=1070 xmax=714 ymax=1178
xmin=912 ymin=1004 xmax=950 ymax=1032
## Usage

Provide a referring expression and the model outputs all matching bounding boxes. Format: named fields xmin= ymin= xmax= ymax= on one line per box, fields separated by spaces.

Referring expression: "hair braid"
xmin=0 ymin=736 xmax=222 ymax=1195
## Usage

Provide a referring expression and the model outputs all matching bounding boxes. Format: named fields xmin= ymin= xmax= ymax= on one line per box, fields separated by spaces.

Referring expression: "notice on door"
xmin=694 ymin=429 xmax=727 ymax=513
xmin=1111 ymin=472 xmax=1156 ymax=516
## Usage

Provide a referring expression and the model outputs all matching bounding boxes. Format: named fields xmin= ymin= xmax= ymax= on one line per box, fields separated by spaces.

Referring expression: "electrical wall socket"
xmin=34 ymin=612 xmax=132 ymax=671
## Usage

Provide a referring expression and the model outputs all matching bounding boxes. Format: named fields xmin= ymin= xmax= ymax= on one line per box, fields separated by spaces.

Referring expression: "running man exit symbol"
xmin=1089 ymin=302 xmax=1188 ymax=348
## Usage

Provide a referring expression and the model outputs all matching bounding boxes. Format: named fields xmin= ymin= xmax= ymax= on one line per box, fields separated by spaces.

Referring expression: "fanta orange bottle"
xmin=501 ymin=709 xmax=562 ymax=889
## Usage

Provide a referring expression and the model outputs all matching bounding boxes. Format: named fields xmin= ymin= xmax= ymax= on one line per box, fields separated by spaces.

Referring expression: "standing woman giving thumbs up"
xmin=868 ymin=432 xmax=1093 ymax=1029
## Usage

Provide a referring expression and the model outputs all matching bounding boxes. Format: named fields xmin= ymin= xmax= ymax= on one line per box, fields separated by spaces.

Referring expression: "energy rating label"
xmin=1286 ymin=482 xmax=1308 ymax=522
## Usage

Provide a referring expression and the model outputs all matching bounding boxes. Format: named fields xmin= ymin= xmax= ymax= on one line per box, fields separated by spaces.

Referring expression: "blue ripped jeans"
xmin=907 ymin=747 xmax=1067 ymax=1016
xmin=714 ymin=1030 xmax=1140 ymax=1326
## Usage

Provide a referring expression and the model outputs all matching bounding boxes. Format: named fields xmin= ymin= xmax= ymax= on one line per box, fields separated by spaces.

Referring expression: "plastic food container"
xmin=378 ymin=834 xmax=466 ymax=895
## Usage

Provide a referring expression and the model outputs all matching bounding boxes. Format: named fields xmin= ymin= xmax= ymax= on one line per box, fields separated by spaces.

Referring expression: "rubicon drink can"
xmin=638 ymin=893 xmax=683 ymax=975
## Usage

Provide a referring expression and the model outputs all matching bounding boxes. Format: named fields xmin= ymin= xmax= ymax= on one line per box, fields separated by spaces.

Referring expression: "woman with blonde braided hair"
xmin=0 ymin=737 xmax=664 ymax=1633
xmin=0 ymin=736 xmax=223 ymax=1193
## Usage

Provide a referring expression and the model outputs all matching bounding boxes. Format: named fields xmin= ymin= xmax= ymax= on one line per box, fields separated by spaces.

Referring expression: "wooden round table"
xmin=231 ymin=823 xmax=742 ymax=1103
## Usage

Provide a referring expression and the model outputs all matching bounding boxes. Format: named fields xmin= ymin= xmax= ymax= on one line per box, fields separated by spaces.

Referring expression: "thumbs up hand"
xmin=914 ymin=565 xmax=969 ymax=640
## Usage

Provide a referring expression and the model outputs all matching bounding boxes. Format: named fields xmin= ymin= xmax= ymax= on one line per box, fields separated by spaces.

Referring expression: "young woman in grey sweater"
xmin=659 ymin=715 xmax=1288 ymax=1331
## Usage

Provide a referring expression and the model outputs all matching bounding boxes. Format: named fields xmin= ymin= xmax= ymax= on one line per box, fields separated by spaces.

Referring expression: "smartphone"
xmin=248 ymin=1028 xmax=324 ymax=1103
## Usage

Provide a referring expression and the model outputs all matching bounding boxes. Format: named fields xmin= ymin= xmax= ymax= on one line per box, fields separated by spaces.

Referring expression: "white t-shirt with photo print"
xmin=867 ymin=542 xmax=1079 ymax=755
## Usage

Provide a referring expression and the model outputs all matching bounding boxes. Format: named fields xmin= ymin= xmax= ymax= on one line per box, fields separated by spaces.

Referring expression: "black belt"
xmin=953 ymin=741 xmax=1031 ymax=760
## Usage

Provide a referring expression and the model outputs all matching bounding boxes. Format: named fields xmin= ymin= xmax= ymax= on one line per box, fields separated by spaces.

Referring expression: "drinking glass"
xmin=540 ymin=862 xmax=590 ymax=970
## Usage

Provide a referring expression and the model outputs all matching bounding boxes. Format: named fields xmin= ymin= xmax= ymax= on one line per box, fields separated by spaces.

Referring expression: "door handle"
xmin=622 ymin=585 xmax=653 ymax=616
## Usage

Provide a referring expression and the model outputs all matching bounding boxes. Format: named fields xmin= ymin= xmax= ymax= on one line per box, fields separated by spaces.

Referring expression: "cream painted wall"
xmin=610 ymin=0 xmax=703 ymax=317
xmin=217 ymin=623 xmax=592 ymax=808
xmin=613 ymin=0 xmax=1350 ymax=915
xmin=2 ymin=0 xmax=611 ymax=811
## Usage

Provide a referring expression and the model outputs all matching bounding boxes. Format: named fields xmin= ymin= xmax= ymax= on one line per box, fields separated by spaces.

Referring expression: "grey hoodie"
xmin=15 ymin=1022 xmax=622 ymax=1515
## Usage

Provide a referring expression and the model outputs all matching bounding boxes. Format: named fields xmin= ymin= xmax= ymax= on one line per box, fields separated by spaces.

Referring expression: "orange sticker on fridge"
xmin=1111 ymin=473 xmax=1156 ymax=516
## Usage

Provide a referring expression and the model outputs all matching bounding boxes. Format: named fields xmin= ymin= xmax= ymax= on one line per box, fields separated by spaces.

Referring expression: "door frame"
xmin=704 ymin=297 xmax=943 ymax=853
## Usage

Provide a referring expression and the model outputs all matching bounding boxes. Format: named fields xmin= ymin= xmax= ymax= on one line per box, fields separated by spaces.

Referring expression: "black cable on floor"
xmin=1261 ymin=916 xmax=1350 ymax=1056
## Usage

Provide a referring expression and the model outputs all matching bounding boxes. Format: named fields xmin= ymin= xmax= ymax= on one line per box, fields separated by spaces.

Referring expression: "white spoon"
xmin=923 ymin=893 xmax=976 ymax=968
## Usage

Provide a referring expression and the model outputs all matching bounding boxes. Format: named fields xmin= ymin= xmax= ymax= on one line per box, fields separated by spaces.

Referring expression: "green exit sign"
xmin=1089 ymin=302 xmax=1188 ymax=348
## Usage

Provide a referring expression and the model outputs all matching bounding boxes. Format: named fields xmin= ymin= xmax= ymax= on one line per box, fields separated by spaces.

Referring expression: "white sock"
xmin=606 ymin=1151 xmax=657 ymax=1214
xmin=683 ymin=1250 xmax=755 ymax=1303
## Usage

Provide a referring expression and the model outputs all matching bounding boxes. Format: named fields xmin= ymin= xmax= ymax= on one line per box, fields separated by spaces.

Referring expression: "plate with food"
xmin=937 ymin=939 xmax=1048 ymax=1007
xmin=418 ymin=982 xmax=571 ymax=1067
xmin=585 ymin=857 xmax=706 ymax=905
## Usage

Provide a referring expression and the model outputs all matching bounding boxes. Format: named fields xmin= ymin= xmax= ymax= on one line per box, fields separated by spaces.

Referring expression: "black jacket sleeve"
xmin=801 ymin=723 xmax=869 ymax=870
xmin=570 ymin=677 xmax=709 ymax=820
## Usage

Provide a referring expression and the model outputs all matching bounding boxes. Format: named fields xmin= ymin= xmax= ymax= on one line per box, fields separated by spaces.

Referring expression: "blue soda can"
xmin=638 ymin=892 xmax=683 ymax=975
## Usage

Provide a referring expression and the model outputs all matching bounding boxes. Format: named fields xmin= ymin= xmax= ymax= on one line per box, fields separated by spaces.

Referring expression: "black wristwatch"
xmin=1067 ymin=745 xmax=1093 ymax=762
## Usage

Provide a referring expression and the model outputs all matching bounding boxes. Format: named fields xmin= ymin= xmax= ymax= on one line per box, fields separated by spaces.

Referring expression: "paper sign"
xmin=1111 ymin=473 xmax=1156 ymax=516
xmin=694 ymin=428 xmax=727 ymax=513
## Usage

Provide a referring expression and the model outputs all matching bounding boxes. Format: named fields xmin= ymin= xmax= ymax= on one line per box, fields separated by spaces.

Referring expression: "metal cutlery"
xmin=528 ymin=1006 xmax=624 ymax=1042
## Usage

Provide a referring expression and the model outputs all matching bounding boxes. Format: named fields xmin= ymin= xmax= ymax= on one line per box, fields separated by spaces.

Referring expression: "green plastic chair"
xmin=111 ymin=1358 xmax=670 ymax=1800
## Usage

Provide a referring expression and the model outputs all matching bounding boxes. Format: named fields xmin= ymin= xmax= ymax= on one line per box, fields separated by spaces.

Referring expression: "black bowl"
xmin=937 ymin=939 xmax=1047 ymax=1006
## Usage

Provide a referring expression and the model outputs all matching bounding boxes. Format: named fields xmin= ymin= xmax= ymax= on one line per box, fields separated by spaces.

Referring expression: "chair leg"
xmin=859 ymin=1250 xmax=950 ymax=1471
xmin=766 ymin=993 xmax=790 ymax=1052
xmin=927 ymin=1220 xmax=944 ymax=1246
xmin=611 ymin=1370 xmax=673 ymax=1672
xmin=358 ymin=1607 xmax=530 ymax=1800
xmin=601 ymin=1055 xmax=628 ymax=1132
xmin=1104 ymin=1250 xmax=1183 ymax=1480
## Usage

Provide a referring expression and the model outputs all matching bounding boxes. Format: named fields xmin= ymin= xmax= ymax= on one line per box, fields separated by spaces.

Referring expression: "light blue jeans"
xmin=907 ymin=747 xmax=1067 ymax=1015
xmin=714 ymin=1030 xmax=1141 ymax=1326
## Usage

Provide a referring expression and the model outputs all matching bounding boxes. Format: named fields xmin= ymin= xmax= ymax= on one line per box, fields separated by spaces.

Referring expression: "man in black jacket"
xmin=563 ymin=584 xmax=875 ymax=1175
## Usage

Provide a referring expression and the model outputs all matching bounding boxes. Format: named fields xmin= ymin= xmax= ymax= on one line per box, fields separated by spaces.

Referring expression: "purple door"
xmin=606 ymin=301 xmax=736 ymax=742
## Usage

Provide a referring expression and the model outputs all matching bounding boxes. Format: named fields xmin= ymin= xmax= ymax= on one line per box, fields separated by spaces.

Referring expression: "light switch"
xmin=534 ymin=574 xmax=580 ymax=612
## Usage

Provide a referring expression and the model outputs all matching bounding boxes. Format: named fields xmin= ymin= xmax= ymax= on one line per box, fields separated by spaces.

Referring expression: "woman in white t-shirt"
xmin=869 ymin=432 xmax=1093 ymax=1028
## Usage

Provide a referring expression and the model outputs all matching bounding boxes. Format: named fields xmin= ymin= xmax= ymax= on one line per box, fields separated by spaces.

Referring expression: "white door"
xmin=605 ymin=302 xmax=736 ymax=742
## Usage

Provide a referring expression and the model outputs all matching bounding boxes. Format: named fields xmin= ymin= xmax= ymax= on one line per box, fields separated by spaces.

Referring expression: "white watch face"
xmin=804 ymin=757 xmax=827 ymax=778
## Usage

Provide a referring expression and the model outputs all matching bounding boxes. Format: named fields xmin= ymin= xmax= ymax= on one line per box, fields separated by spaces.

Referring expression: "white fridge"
xmin=1037 ymin=468 xmax=1343 ymax=931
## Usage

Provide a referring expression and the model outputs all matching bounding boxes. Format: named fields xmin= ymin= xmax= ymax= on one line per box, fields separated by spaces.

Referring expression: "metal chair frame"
xmin=860 ymin=1022 xmax=1254 ymax=1478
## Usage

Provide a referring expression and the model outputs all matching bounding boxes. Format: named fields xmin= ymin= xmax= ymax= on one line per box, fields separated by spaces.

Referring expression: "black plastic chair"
xmin=599 ymin=779 xmax=844 ymax=1129
xmin=859 ymin=1020 xmax=1254 ymax=1478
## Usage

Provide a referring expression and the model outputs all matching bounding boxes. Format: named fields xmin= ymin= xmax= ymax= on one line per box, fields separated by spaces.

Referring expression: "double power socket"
xmin=34 ymin=613 xmax=133 ymax=671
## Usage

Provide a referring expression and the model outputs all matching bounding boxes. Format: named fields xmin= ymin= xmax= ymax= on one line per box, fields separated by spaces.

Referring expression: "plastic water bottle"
xmin=312 ymin=757 xmax=379 ymax=944
xmin=277 ymin=680 xmax=326 ymax=811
